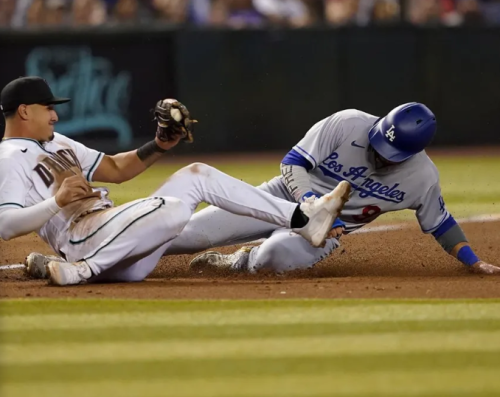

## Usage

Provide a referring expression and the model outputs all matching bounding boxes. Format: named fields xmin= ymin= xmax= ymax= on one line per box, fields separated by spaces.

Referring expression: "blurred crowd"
xmin=1 ymin=0 xmax=500 ymax=29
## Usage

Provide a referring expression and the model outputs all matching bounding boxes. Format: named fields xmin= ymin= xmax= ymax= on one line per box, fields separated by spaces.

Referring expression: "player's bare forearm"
xmin=92 ymin=151 xmax=144 ymax=184
xmin=94 ymin=151 xmax=154 ymax=184
xmin=92 ymin=98 xmax=194 ymax=184
xmin=92 ymin=136 xmax=181 ymax=184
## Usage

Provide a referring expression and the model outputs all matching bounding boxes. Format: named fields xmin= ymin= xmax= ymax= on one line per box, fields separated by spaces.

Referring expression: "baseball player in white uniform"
xmin=0 ymin=76 xmax=352 ymax=286
xmin=160 ymin=102 xmax=500 ymax=275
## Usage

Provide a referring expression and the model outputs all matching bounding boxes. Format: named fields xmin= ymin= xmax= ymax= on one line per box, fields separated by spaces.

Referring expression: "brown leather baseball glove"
xmin=154 ymin=99 xmax=197 ymax=143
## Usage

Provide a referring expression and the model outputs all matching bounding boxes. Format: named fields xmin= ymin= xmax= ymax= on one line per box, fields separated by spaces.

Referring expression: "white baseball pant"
xmin=166 ymin=176 xmax=339 ymax=273
xmin=58 ymin=163 xmax=302 ymax=282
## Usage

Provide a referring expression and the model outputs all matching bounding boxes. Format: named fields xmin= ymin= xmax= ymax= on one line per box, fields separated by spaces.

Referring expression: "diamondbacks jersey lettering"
xmin=33 ymin=148 xmax=82 ymax=188
xmin=0 ymin=133 xmax=111 ymax=252
xmin=289 ymin=109 xmax=450 ymax=234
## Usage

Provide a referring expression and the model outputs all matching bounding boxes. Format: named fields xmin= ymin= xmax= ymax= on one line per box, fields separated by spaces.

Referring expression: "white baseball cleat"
xmin=293 ymin=180 xmax=351 ymax=247
xmin=24 ymin=253 xmax=65 ymax=279
xmin=190 ymin=246 xmax=252 ymax=272
xmin=46 ymin=260 xmax=92 ymax=286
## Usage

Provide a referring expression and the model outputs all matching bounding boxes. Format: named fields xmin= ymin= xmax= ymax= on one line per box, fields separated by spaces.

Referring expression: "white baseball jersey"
xmin=0 ymin=133 xmax=112 ymax=254
xmin=0 ymin=134 xmax=307 ymax=282
xmin=292 ymin=109 xmax=450 ymax=234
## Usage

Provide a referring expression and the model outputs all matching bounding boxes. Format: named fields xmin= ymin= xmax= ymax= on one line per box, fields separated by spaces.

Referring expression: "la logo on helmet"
xmin=385 ymin=125 xmax=396 ymax=142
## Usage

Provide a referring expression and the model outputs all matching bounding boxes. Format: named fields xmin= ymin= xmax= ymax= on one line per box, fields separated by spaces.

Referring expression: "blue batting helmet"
xmin=368 ymin=102 xmax=437 ymax=162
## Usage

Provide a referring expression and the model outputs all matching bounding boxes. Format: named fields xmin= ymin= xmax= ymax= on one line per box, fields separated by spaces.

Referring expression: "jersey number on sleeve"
xmin=352 ymin=205 xmax=381 ymax=222
xmin=438 ymin=196 xmax=446 ymax=213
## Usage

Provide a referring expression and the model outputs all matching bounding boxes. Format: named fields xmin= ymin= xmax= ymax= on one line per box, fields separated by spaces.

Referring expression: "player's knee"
xmin=158 ymin=197 xmax=192 ymax=234
xmin=253 ymin=239 xmax=294 ymax=273
xmin=169 ymin=163 xmax=213 ymax=186
xmin=181 ymin=162 xmax=213 ymax=176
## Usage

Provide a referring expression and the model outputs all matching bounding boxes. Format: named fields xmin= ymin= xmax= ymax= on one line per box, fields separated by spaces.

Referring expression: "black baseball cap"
xmin=0 ymin=76 xmax=70 ymax=113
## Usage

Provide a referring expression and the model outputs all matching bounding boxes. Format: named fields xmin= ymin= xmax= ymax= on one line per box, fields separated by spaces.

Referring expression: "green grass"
xmin=2 ymin=299 xmax=500 ymax=397
xmin=2 ymin=156 xmax=498 ymax=396
xmin=98 ymin=156 xmax=500 ymax=223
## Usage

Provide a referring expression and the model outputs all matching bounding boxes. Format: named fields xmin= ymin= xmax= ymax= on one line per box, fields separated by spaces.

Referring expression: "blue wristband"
xmin=332 ymin=217 xmax=345 ymax=229
xmin=457 ymin=246 xmax=480 ymax=267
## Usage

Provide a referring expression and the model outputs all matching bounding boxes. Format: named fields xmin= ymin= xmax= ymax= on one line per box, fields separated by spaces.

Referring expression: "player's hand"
xmin=328 ymin=226 xmax=344 ymax=239
xmin=327 ymin=217 xmax=346 ymax=239
xmin=155 ymin=134 xmax=182 ymax=151
xmin=470 ymin=261 xmax=500 ymax=275
xmin=55 ymin=175 xmax=100 ymax=207
xmin=154 ymin=99 xmax=196 ymax=144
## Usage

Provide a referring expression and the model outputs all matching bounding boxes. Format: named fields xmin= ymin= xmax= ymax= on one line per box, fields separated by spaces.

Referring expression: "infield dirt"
xmin=1 ymin=220 xmax=499 ymax=299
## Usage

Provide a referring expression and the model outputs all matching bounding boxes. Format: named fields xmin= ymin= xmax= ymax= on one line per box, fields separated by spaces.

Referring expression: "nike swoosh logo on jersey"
xmin=21 ymin=148 xmax=28 ymax=153
xmin=351 ymin=141 xmax=365 ymax=149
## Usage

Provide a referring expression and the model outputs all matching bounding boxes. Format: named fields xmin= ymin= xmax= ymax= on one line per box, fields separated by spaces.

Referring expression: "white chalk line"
xmin=0 ymin=264 xmax=26 ymax=270
xmin=1 ymin=214 xmax=500 ymax=272
xmin=352 ymin=213 xmax=500 ymax=234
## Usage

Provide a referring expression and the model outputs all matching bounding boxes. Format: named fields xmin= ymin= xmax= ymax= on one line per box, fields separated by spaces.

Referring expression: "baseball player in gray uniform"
xmin=1 ymin=76 xmax=351 ymax=286
xmin=160 ymin=102 xmax=499 ymax=275
xmin=25 ymin=100 xmax=500 ymax=279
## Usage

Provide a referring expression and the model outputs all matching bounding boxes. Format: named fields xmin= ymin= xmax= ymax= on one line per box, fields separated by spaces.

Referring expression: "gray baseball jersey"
xmin=166 ymin=109 xmax=453 ymax=274
xmin=292 ymin=109 xmax=450 ymax=233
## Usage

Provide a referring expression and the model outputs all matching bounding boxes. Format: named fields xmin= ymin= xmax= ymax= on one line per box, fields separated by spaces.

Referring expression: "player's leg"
xmin=47 ymin=164 xmax=350 ymax=285
xmin=25 ymin=176 xmax=289 ymax=281
xmin=151 ymin=163 xmax=297 ymax=228
xmin=148 ymin=163 xmax=349 ymax=249
xmin=90 ymin=240 xmax=172 ymax=283
xmin=84 ymin=177 xmax=293 ymax=282
xmin=47 ymin=197 xmax=193 ymax=285
xmin=246 ymin=230 xmax=340 ymax=273
xmin=166 ymin=176 xmax=293 ymax=255
xmin=190 ymin=229 xmax=340 ymax=274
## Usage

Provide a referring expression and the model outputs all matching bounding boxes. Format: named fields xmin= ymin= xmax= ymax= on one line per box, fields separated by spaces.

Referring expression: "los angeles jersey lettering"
xmin=290 ymin=109 xmax=450 ymax=233
xmin=0 ymin=133 xmax=112 ymax=253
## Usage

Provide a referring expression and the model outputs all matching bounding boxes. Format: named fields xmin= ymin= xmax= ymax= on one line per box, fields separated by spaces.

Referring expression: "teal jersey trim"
xmin=87 ymin=152 xmax=104 ymax=182
xmin=0 ymin=202 xmax=24 ymax=209
xmin=1 ymin=137 xmax=50 ymax=153
xmin=83 ymin=198 xmax=165 ymax=261
xmin=69 ymin=198 xmax=155 ymax=245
